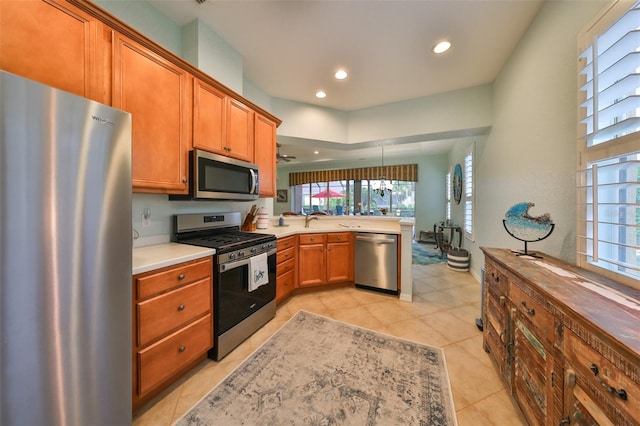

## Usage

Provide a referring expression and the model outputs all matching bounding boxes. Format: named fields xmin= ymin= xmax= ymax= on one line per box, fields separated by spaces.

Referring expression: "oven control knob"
xmin=251 ymin=247 xmax=257 ymax=253
xmin=238 ymin=251 xmax=245 ymax=257
xmin=228 ymin=253 xmax=236 ymax=260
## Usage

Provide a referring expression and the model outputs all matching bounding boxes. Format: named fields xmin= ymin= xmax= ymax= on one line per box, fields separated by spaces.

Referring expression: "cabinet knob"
xmin=178 ymin=273 xmax=185 ymax=280
xmin=182 ymin=178 xmax=187 ymax=183
xmin=178 ymin=304 xmax=185 ymax=311
xmin=178 ymin=345 xmax=186 ymax=353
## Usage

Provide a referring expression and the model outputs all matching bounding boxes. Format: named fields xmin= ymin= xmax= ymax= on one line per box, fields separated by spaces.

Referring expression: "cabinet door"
xmin=193 ymin=78 xmax=226 ymax=154
xmin=512 ymin=312 xmax=554 ymax=426
xmin=326 ymin=240 xmax=353 ymax=283
xmin=113 ymin=33 xmax=191 ymax=193
xmin=482 ymin=262 xmax=512 ymax=385
xmin=254 ymin=113 xmax=277 ymax=197
xmin=226 ymin=98 xmax=254 ymax=162
xmin=298 ymin=243 xmax=326 ymax=287
xmin=0 ymin=0 xmax=108 ymax=103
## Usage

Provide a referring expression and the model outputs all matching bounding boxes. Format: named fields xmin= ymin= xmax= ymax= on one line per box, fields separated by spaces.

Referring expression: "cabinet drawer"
xmin=327 ymin=232 xmax=350 ymax=243
xmin=277 ymin=257 xmax=295 ymax=277
xmin=277 ymin=269 xmax=295 ymax=292
xmin=299 ymin=234 xmax=326 ymax=245
xmin=277 ymin=246 xmax=296 ymax=264
xmin=137 ymin=278 xmax=211 ymax=346
xmin=510 ymin=281 xmax=554 ymax=343
xmin=277 ymin=235 xmax=296 ymax=251
xmin=136 ymin=257 xmax=212 ymax=300
xmin=137 ymin=314 xmax=212 ymax=396
xmin=563 ymin=329 xmax=639 ymax=424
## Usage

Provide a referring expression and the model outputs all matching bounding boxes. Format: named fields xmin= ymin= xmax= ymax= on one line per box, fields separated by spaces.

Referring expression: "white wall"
xmin=99 ymin=0 xmax=610 ymax=274
xmin=95 ymin=0 xmax=182 ymax=55
xmin=463 ymin=0 xmax=608 ymax=280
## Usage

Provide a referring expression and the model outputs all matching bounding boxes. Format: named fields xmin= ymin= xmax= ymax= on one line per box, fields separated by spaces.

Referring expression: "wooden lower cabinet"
xmin=326 ymin=233 xmax=354 ymax=283
xmin=132 ymin=256 xmax=213 ymax=411
xmin=481 ymin=248 xmax=640 ymax=426
xmin=276 ymin=235 xmax=297 ymax=304
xmin=298 ymin=232 xmax=353 ymax=288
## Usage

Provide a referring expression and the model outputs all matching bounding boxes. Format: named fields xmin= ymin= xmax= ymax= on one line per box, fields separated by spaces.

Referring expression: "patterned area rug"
xmin=176 ymin=311 xmax=457 ymax=426
xmin=412 ymin=240 xmax=446 ymax=265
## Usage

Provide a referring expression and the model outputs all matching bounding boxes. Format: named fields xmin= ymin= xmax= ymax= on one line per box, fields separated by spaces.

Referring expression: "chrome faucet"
xmin=305 ymin=214 xmax=319 ymax=228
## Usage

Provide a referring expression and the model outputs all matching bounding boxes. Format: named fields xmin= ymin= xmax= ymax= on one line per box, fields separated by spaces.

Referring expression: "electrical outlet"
xmin=142 ymin=208 xmax=151 ymax=228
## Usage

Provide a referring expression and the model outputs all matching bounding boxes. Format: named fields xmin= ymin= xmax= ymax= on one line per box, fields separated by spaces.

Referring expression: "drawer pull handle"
xmin=558 ymin=416 xmax=570 ymax=425
xmin=491 ymin=272 xmax=499 ymax=282
xmin=589 ymin=364 xmax=628 ymax=400
xmin=178 ymin=274 xmax=185 ymax=280
xmin=521 ymin=301 xmax=535 ymax=315
xmin=178 ymin=304 xmax=185 ymax=311
xmin=178 ymin=345 xmax=186 ymax=353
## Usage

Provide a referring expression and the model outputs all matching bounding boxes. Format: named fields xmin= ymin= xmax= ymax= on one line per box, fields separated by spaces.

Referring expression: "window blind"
xmin=289 ymin=164 xmax=418 ymax=186
xmin=578 ymin=1 xmax=640 ymax=147
xmin=576 ymin=0 xmax=640 ymax=286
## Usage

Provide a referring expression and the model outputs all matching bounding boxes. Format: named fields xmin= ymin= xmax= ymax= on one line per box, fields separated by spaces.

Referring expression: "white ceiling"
xmin=147 ymin=0 xmax=543 ymax=164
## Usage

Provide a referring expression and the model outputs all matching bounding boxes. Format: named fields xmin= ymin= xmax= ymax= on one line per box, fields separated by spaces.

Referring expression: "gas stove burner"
xmin=172 ymin=212 xmax=275 ymax=252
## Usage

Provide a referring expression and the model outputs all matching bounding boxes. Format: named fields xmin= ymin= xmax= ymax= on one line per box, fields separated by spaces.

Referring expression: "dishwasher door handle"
xmin=355 ymin=236 xmax=396 ymax=244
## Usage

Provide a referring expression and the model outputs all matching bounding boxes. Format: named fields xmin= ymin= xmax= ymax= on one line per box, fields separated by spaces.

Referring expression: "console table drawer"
xmin=564 ymin=328 xmax=639 ymax=423
xmin=510 ymin=281 xmax=554 ymax=343
xmin=485 ymin=261 xmax=508 ymax=295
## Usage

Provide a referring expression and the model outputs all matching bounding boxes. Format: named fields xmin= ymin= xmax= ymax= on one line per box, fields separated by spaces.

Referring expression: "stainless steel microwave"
xmin=170 ymin=149 xmax=259 ymax=201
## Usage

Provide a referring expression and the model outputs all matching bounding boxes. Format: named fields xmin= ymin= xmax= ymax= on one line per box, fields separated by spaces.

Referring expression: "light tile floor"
xmin=133 ymin=263 xmax=527 ymax=425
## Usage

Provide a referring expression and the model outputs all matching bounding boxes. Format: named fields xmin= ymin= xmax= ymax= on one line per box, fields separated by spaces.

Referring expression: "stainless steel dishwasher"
xmin=354 ymin=233 xmax=398 ymax=294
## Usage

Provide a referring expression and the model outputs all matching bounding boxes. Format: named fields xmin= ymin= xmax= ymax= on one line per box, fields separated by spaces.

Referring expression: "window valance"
xmin=289 ymin=164 xmax=418 ymax=186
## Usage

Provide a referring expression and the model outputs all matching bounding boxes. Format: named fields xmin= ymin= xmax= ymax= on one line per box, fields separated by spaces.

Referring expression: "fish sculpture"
xmin=503 ymin=202 xmax=555 ymax=256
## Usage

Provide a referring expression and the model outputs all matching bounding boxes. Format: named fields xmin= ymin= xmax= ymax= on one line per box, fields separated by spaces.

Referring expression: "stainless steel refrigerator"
xmin=0 ymin=71 xmax=132 ymax=425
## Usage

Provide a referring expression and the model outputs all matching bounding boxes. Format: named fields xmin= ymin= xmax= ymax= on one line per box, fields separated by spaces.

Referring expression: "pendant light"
xmin=372 ymin=145 xmax=392 ymax=198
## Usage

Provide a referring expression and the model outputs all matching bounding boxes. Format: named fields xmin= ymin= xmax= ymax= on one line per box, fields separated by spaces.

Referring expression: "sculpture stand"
xmin=502 ymin=220 xmax=555 ymax=258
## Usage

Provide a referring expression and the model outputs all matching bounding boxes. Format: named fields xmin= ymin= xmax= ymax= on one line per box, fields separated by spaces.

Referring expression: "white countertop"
xmin=132 ymin=243 xmax=215 ymax=275
xmin=253 ymin=215 xmax=413 ymax=238
xmin=131 ymin=216 xmax=414 ymax=275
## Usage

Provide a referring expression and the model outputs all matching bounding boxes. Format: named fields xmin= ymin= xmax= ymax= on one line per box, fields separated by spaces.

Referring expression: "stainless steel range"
xmin=173 ymin=212 xmax=276 ymax=360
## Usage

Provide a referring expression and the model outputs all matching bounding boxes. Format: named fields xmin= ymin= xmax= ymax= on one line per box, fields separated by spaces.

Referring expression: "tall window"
xmin=577 ymin=1 xmax=640 ymax=286
xmin=445 ymin=170 xmax=452 ymax=221
xmin=463 ymin=146 xmax=474 ymax=240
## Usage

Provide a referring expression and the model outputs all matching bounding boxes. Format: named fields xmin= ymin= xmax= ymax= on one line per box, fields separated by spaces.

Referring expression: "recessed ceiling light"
xmin=433 ymin=40 xmax=452 ymax=54
xmin=314 ymin=150 xmax=319 ymax=155
xmin=315 ymin=90 xmax=327 ymax=99
xmin=334 ymin=70 xmax=348 ymax=80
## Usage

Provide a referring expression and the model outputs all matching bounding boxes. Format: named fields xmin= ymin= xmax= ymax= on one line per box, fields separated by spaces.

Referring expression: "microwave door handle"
xmin=249 ymin=169 xmax=257 ymax=194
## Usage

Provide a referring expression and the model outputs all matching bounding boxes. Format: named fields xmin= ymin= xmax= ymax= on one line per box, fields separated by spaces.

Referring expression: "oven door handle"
xmin=219 ymin=248 xmax=277 ymax=272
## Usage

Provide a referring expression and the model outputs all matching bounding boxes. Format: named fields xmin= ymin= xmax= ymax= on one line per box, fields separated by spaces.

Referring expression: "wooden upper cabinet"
xmin=0 ymin=0 xmax=109 ymax=103
xmin=112 ymin=33 xmax=192 ymax=194
xmin=226 ymin=98 xmax=254 ymax=162
xmin=193 ymin=78 xmax=226 ymax=154
xmin=254 ymin=113 xmax=277 ymax=197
